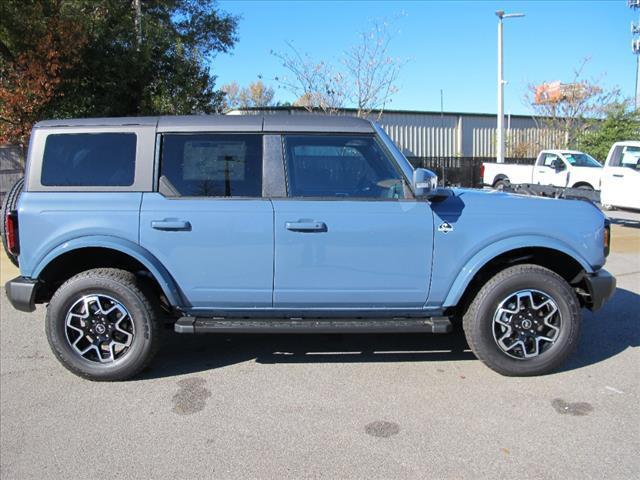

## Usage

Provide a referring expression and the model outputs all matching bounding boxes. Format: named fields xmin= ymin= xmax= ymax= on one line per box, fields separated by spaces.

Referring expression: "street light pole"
xmin=497 ymin=13 xmax=504 ymax=163
xmin=495 ymin=10 xmax=524 ymax=164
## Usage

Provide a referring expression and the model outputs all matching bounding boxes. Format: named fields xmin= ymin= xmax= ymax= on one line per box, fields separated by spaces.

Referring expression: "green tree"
xmin=1 ymin=0 xmax=238 ymax=143
xmin=0 ymin=1 xmax=87 ymax=143
xmin=577 ymin=102 xmax=640 ymax=162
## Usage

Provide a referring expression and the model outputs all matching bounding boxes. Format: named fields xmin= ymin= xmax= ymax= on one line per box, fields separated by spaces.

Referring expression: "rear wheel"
xmin=46 ymin=268 xmax=162 ymax=381
xmin=493 ymin=179 xmax=509 ymax=191
xmin=463 ymin=264 xmax=581 ymax=376
xmin=1 ymin=177 xmax=24 ymax=266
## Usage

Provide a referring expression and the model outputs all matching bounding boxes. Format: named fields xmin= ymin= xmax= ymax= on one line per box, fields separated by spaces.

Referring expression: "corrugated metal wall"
xmin=231 ymin=108 xmax=562 ymax=158
xmin=376 ymin=113 xmax=458 ymax=157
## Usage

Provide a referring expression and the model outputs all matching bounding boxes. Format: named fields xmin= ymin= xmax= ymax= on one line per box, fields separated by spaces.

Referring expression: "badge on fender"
xmin=438 ymin=222 xmax=453 ymax=234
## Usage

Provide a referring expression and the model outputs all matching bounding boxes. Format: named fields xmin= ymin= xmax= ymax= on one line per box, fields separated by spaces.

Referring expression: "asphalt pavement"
xmin=1 ymin=209 xmax=638 ymax=479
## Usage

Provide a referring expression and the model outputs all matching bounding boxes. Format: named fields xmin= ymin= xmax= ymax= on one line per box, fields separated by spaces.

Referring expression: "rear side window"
xmin=42 ymin=133 xmax=136 ymax=186
xmin=284 ymin=135 xmax=404 ymax=199
xmin=160 ymin=134 xmax=262 ymax=197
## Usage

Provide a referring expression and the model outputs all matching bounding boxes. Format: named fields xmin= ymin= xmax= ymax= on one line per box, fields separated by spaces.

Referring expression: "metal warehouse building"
xmin=230 ymin=106 xmax=562 ymax=160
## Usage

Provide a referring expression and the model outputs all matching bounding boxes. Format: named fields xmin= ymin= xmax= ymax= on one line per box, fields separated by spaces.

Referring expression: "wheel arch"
xmin=493 ymin=174 xmax=509 ymax=187
xmin=443 ymin=238 xmax=592 ymax=310
xmin=571 ymin=181 xmax=594 ymax=190
xmin=32 ymin=236 xmax=187 ymax=308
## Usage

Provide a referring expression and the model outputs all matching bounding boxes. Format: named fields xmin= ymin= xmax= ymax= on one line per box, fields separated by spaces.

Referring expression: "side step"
xmin=174 ymin=317 xmax=453 ymax=334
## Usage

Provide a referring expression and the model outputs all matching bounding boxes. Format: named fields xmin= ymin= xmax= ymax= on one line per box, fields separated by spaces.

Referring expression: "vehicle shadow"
xmin=139 ymin=325 xmax=475 ymax=380
xmin=138 ymin=288 xmax=639 ymax=380
xmin=561 ymin=287 xmax=640 ymax=372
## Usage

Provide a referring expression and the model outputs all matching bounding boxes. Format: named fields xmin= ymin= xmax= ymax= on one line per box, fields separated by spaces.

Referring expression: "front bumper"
xmin=584 ymin=269 xmax=616 ymax=311
xmin=4 ymin=276 xmax=39 ymax=313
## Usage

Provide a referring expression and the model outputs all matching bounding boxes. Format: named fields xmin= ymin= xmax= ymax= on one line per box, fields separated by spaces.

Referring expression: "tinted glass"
xmin=42 ymin=133 xmax=136 ymax=186
xmin=284 ymin=135 xmax=404 ymax=198
xmin=161 ymin=134 xmax=262 ymax=197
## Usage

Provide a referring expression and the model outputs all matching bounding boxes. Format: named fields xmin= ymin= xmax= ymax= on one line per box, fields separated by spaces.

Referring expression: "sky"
xmin=211 ymin=0 xmax=635 ymax=115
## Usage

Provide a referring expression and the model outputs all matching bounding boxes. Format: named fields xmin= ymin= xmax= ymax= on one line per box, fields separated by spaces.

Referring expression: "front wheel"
xmin=463 ymin=264 xmax=581 ymax=376
xmin=46 ymin=268 xmax=161 ymax=381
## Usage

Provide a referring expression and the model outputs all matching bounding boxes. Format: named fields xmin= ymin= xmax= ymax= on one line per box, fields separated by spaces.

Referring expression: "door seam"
xmin=269 ymin=198 xmax=276 ymax=307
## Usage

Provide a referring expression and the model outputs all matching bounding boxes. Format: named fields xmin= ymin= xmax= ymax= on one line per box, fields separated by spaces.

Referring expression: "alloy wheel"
xmin=64 ymin=294 xmax=135 ymax=364
xmin=492 ymin=289 xmax=562 ymax=359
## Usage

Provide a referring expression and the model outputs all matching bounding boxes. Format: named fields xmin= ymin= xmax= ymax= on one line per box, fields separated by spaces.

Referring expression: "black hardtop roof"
xmin=34 ymin=114 xmax=375 ymax=133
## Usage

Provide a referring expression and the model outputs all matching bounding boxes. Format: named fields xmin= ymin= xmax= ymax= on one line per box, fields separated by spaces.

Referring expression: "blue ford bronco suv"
xmin=2 ymin=115 xmax=615 ymax=381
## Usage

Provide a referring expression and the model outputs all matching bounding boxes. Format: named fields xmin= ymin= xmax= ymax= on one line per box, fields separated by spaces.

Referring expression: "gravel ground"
xmin=1 ymin=209 xmax=638 ymax=480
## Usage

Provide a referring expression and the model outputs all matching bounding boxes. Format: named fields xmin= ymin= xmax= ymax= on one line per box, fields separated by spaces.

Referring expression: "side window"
xmin=620 ymin=146 xmax=640 ymax=170
xmin=160 ymin=134 xmax=262 ymax=197
xmin=41 ymin=133 xmax=136 ymax=186
xmin=284 ymin=135 xmax=404 ymax=199
xmin=542 ymin=154 xmax=558 ymax=167
xmin=608 ymin=146 xmax=623 ymax=167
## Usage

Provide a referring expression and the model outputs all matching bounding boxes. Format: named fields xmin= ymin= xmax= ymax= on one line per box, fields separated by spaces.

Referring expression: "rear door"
xmin=139 ymin=133 xmax=274 ymax=310
xmin=272 ymin=134 xmax=433 ymax=309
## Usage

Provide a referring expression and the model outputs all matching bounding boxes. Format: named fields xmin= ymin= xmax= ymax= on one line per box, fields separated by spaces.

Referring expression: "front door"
xmin=140 ymin=133 xmax=273 ymax=309
xmin=602 ymin=144 xmax=640 ymax=209
xmin=272 ymin=134 xmax=433 ymax=309
xmin=535 ymin=153 xmax=568 ymax=187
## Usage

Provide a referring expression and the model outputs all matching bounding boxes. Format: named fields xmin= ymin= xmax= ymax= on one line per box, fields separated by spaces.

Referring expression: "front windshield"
xmin=562 ymin=153 xmax=602 ymax=168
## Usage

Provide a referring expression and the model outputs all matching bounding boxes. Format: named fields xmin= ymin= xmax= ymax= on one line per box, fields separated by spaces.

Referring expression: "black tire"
xmin=493 ymin=179 xmax=509 ymax=191
xmin=1 ymin=177 xmax=24 ymax=267
xmin=576 ymin=184 xmax=594 ymax=191
xmin=463 ymin=264 xmax=581 ymax=376
xmin=46 ymin=268 xmax=162 ymax=381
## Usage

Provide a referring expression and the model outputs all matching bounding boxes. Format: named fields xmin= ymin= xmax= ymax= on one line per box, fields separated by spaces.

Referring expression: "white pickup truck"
xmin=482 ymin=150 xmax=603 ymax=191
xmin=600 ymin=141 xmax=640 ymax=210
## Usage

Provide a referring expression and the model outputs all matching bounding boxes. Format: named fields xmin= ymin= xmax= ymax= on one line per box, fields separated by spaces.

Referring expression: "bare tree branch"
xmin=272 ymin=18 xmax=407 ymax=117
xmin=525 ymin=58 xmax=621 ymax=147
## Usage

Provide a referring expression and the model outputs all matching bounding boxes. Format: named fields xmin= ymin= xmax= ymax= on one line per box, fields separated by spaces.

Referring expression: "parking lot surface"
xmin=1 ymin=210 xmax=638 ymax=480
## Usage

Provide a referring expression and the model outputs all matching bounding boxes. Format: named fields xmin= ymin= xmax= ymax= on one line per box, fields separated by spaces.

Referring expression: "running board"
xmin=174 ymin=317 xmax=453 ymax=334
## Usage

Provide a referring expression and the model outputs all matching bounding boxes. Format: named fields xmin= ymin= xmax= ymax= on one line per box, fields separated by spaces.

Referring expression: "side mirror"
xmin=553 ymin=160 xmax=566 ymax=171
xmin=413 ymin=168 xmax=438 ymax=198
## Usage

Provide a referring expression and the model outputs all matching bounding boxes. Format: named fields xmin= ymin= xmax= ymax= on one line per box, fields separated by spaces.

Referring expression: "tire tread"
xmin=463 ymin=264 xmax=581 ymax=376
xmin=46 ymin=268 xmax=161 ymax=381
xmin=1 ymin=177 xmax=24 ymax=267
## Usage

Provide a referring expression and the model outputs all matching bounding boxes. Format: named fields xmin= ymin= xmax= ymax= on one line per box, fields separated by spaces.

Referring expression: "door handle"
xmin=151 ymin=219 xmax=191 ymax=231
xmin=285 ymin=221 xmax=327 ymax=232
xmin=612 ymin=174 xmax=624 ymax=178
